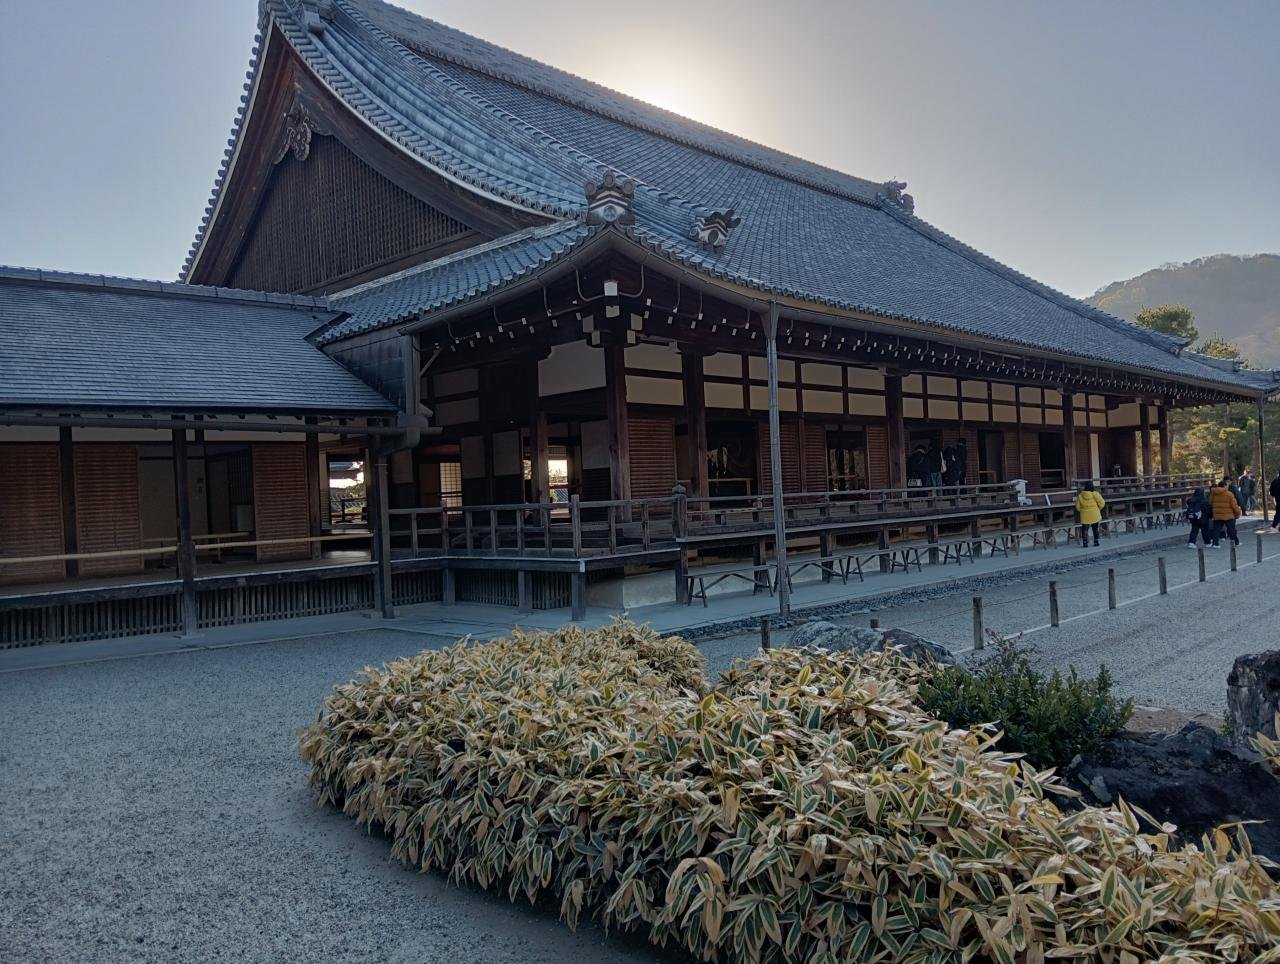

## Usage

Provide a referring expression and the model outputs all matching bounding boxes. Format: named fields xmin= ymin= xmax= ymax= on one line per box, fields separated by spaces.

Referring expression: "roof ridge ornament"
xmin=880 ymin=179 xmax=915 ymax=215
xmin=690 ymin=209 xmax=741 ymax=253
xmin=584 ymin=171 xmax=635 ymax=225
xmin=294 ymin=0 xmax=336 ymax=34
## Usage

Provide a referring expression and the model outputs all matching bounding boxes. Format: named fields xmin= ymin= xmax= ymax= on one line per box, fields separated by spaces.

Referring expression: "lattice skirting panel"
xmin=455 ymin=570 xmax=571 ymax=610
xmin=0 ymin=566 xmax=569 ymax=648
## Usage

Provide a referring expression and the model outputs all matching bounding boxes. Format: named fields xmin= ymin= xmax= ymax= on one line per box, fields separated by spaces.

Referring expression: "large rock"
xmin=1226 ymin=651 xmax=1280 ymax=747
xmin=1067 ymin=721 xmax=1280 ymax=862
xmin=786 ymin=621 xmax=955 ymax=665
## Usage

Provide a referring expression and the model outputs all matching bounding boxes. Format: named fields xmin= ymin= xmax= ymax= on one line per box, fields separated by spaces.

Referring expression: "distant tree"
xmin=1135 ymin=304 xmax=1198 ymax=341
xmin=1198 ymin=334 xmax=1242 ymax=360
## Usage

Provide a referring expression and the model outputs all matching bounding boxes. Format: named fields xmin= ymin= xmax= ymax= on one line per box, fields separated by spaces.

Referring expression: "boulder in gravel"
xmin=786 ymin=621 xmax=955 ymax=665
xmin=1226 ymin=650 xmax=1280 ymax=748
xmin=1067 ymin=721 xmax=1280 ymax=861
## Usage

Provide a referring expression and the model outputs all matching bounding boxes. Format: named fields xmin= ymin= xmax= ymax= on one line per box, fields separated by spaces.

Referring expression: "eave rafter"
xmin=405 ymin=250 xmax=1255 ymax=407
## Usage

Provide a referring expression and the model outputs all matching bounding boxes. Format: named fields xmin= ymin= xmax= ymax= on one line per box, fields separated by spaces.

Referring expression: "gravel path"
xmin=700 ymin=532 xmax=1280 ymax=714
xmin=0 ymin=631 xmax=665 ymax=963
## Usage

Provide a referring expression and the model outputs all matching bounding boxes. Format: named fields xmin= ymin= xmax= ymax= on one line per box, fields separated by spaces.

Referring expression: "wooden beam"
xmin=58 ymin=427 xmax=79 ymax=579
xmin=1139 ymin=403 xmax=1154 ymax=478
xmin=529 ymin=367 xmax=550 ymax=503
xmin=681 ymin=348 xmax=709 ymax=498
xmin=1158 ymin=403 xmax=1172 ymax=475
xmin=172 ymin=428 xmax=199 ymax=636
xmin=367 ymin=447 xmax=396 ymax=619
xmin=885 ymin=373 xmax=906 ymax=488
xmin=1062 ymin=392 xmax=1078 ymax=484
xmin=603 ymin=341 xmax=631 ymax=504
xmin=305 ymin=429 xmax=322 ymax=557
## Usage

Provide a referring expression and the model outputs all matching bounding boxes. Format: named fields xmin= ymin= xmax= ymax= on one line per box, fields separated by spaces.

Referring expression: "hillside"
xmin=1087 ymin=253 xmax=1280 ymax=366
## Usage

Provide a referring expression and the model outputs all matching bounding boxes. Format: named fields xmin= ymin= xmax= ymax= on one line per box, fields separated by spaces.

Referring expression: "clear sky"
xmin=1 ymin=0 xmax=1276 ymax=297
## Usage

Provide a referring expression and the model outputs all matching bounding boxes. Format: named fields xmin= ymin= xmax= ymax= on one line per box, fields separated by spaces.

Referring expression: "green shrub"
xmin=918 ymin=634 xmax=1133 ymax=770
xmin=300 ymin=620 xmax=1279 ymax=963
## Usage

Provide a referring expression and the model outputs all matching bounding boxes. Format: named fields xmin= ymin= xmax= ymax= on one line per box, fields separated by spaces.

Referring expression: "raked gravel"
xmin=0 ymin=630 xmax=666 ymax=963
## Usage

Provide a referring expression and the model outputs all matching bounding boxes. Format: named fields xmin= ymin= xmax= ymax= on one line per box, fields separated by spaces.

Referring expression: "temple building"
xmin=3 ymin=0 xmax=1278 ymax=644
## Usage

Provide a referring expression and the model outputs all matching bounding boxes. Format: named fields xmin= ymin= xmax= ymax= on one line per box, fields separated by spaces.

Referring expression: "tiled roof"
xmin=0 ymin=267 xmax=394 ymax=413
xmin=194 ymin=0 xmax=1278 ymax=396
xmin=323 ymin=220 xmax=594 ymax=343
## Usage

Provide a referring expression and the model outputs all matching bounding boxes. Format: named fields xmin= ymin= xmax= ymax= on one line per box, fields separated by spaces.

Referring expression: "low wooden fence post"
xmin=1158 ymin=556 xmax=1168 ymax=595
xmin=972 ymin=596 xmax=984 ymax=650
xmin=870 ymin=617 xmax=880 ymax=630
xmin=1230 ymin=542 xmax=1238 ymax=572
xmin=760 ymin=615 xmax=771 ymax=650
xmin=1107 ymin=568 xmax=1117 ymax=610
xmin=1198 ymin=547 xmax=1206 ymax=583
xmin=1258 ymin=530 xmax=1265 ymax=565
xmin=1049 ymin=581 xmax=1060 ymax=627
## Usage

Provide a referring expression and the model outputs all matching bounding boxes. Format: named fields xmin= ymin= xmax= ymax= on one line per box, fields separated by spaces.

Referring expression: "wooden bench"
xmin=936 ymin=538 xmax=975 ymax=565
xmin=779 ymin=549 xmax=878 ymax=591
xmin=978 ymin=532 xmax=1016 ymax=557
xmin=883 ymin=546 xmax=924 ymax=573
xmin=685 ymin=562 xmax=774 ymax=607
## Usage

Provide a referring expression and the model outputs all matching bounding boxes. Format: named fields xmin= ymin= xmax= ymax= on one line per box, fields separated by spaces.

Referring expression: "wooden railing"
xmin=683 ymin=482 xmax=1019 ymax=535
xmin=386 ymin=473 xmax=1216 ymax=564
xmin=388 ymin=495 xmax=678 ymax=558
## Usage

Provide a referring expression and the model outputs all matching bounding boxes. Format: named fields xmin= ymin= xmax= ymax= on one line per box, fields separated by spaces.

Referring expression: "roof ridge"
xmin=873 ymin=200 xmax=1191 ymax=358
xmin=328 ymin=0 xmax=707 ymax=238
xmin=329 ymin=219 xmax=582 ymax=300
xmin=0 ymin=263 xmax=333 ymax=311
xmin=343 ymin=0 xmax=886 ymax=209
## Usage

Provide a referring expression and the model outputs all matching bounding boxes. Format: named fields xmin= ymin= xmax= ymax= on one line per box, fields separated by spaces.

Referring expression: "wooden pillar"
xmin=764 ymin=303 xmax=789 ymax=617
xmin=604 ymin=341 xmax=631 ymax=504
xmin=885 ymin=372 xmax=906 ymax=488
xmin=1258 ymin=398 xmax=1269 ymax=519
xmin=367 ymin=447 xmax=395 ymax=619
xmin=681 ymin=348 xmax=708 ymax=498
xmin=1139 ymin=403 xmax=1154 ymax=478
xmin=1158 ymin=402 xmax=1172 ymax=476
xmin=58 ymin=426 xmax=78 ymax=579
xmin=172 ymin=427 xmax=198 ymax=636
xmin=1061 ymin=392 xmax=1078 ymax=485
xmin=305 ymin=428 xmax=322 ymax=558
xmin=529 ymin=364 xmax=550 ymax=504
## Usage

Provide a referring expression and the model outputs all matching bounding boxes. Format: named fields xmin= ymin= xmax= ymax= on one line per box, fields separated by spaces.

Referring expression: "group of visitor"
xmin=1185 ymin=467 xmax=1280 ymax=547
xmin=906 ymin=438 xmax=968 ymax=489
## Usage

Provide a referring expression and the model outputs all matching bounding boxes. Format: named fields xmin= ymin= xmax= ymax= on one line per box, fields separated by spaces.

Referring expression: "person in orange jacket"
xmin=1209 ymin=477 xmax=1241 ymax=548
xmin=1074 ymin=481 xmax=1106 ymax=548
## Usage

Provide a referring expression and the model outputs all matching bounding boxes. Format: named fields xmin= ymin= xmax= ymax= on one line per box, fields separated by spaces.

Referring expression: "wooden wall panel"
xmin=801 ymin=421 xmax=828 ymax=492
xmin=866 ymin=424 xmax=890 ymax=488
xmin=1020 ymin=429 xmax=1042 ymax=489
xmin=757 ymin=421 xmax=802 ymax=494
xmin=228 ymin=135 xmax=472 ymax=293
xmin=0 ymin=445 xmax=65 ymax=586
xmin=252 ymin=444 xmax=312 ymax=562
xmin=75 ymin=445 xmax=142 ymax=578
xmin=1075 ymin=431 xmax=1092 ymax=480
xmin=627 ymin=414 xmax=677 ymax=500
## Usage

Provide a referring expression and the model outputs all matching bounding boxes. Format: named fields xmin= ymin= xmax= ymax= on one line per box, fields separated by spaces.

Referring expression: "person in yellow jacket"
xmin=1074 ymin=481 xmax=1106 ymax=547
xmin=1209 ymin=477 xmax=1242 ymax=548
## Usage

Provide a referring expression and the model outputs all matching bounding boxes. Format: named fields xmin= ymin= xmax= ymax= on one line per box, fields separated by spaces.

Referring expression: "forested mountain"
xmin=1087 ymin=254 xmax=1280 ymax=367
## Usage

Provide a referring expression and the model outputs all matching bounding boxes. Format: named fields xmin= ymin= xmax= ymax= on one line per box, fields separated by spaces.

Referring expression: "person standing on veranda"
xmin=1074 ymin=481 xmax=1105 ymax=548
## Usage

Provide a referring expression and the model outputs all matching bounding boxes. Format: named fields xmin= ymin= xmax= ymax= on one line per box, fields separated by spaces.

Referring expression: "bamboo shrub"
xmin=300 ymin=621 xmax=1280 ymax=963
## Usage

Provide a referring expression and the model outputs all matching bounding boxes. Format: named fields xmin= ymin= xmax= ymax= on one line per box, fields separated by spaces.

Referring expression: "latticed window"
xmin=439 ymin=462 xmax=462 ymax=508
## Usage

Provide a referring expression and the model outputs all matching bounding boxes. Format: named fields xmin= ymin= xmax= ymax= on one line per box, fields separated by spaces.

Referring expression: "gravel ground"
xmin=4 ymin=533 xmax=1277 ymax=961
xmin=0 ymin=630 xmax=666 ymax=964
xmin=700 ymin=531 xmax=1280 ymax=714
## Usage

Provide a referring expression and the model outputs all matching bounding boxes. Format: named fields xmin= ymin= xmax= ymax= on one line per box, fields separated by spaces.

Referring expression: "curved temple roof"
xmin=188 ymin=0 xmax=1279 ymax=397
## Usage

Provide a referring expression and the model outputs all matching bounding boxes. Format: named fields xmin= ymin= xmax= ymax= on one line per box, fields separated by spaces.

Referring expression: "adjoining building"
xmin=3 ymin=0 xmax=1277 ymax=644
